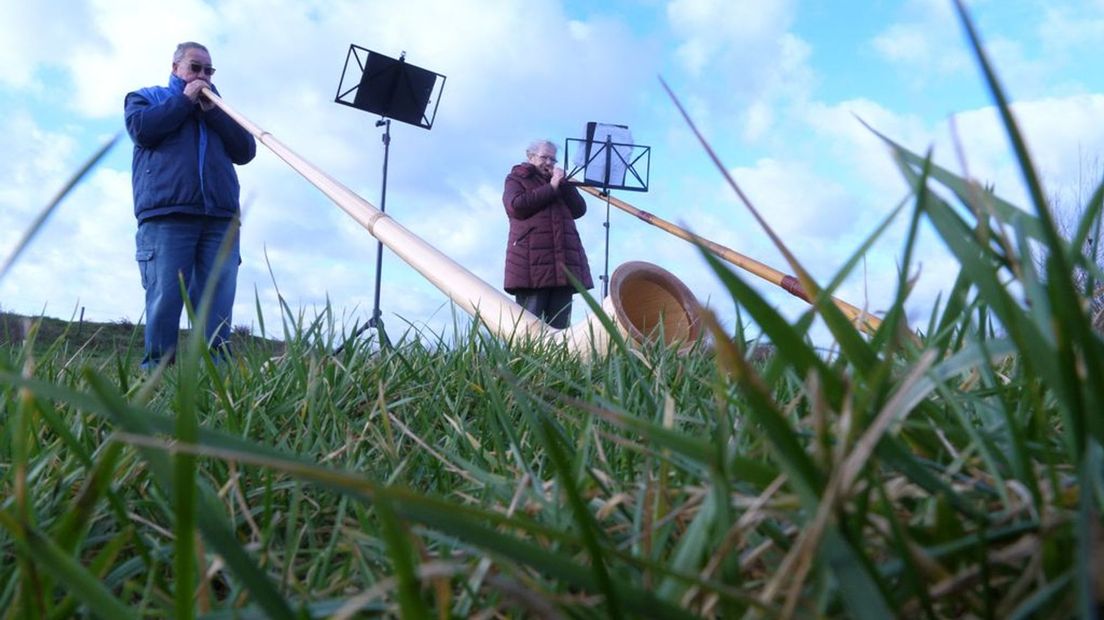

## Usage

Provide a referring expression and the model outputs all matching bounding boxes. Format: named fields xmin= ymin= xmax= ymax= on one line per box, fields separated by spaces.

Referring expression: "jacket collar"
xmin=512 ymin=162 xmax=549 ymax=180
xmin=168 ymin=73 xmax=186 ymax=94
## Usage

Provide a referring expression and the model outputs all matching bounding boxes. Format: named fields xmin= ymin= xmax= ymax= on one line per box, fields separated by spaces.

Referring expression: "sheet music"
xmin=574 ymin=123 xmax=634 ymax=186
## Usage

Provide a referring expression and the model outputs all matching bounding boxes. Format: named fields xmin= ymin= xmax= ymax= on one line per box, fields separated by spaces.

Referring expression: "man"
xmin=502 ymin=139 xmax=594 ymax=328
xmin=124 ymin=42 xmax=256 ymax=368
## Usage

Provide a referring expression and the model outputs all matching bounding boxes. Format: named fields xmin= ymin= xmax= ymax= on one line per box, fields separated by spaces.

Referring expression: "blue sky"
xmin=3 ymin=0 xmax=1104 ymax=345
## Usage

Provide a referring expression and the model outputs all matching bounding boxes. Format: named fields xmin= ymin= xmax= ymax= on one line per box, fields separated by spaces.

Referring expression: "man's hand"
xmin=183 ymin=79 xmax=215 ymax=111
xmin=550 ymin=166 xmax=565 ymax=189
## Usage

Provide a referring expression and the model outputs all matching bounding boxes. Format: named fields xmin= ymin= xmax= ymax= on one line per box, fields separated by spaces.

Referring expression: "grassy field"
xmin=2 ymin=4 xmax=1103 ymax=618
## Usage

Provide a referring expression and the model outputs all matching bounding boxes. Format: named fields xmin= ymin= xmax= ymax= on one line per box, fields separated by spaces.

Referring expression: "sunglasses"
xmin=188 ymin=62 xmax=216 ymax=76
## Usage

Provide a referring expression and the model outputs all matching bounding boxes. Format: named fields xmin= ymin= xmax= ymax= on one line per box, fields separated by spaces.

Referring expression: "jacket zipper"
xmin=513 ymin=228 xmax=533 ymax=246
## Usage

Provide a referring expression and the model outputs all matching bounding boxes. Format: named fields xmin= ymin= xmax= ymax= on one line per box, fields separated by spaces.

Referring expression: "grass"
xmin=1 ymin=2 xmax=1102 ymax=617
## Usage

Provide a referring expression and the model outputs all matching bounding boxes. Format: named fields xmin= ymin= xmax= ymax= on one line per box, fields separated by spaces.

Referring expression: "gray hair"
xmin=173 ymin=42 xmax=210 ymax=64
xmin=525 ymin=139 xmax=556 ymax=157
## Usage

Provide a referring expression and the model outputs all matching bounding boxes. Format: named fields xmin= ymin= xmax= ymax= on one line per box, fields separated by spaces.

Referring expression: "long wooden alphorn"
xmin=578 ymin=185 xmax=882 ymax=335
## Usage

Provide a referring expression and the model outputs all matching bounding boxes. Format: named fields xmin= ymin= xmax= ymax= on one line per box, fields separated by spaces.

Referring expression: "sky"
xmin=3 ymin=0 xmax=1104 ymax=347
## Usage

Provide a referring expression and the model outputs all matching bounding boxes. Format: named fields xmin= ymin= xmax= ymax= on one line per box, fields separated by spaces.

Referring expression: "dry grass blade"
xmin=330 ymin=561 xmax=466 ymax=620
xmin=761 ymin=350 xmax=937 ymax=617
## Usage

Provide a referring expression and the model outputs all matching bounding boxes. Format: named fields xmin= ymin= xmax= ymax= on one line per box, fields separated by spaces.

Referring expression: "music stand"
xmin=333 ymin=46 xmax=445 ymax=352
xmin=565 ymin=122 xmax=651 ymax=297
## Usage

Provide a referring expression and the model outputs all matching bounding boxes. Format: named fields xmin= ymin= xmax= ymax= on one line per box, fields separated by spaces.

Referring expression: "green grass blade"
xmin=0 ymin=512 xmax=137 ymax=620
xmin=512 ymin=374 xmax=625 ymax=618
xmin=1007 ymin=572 xmax=1073 ymax=620
xmin=375 ymin=497 xmax=431 ymax=619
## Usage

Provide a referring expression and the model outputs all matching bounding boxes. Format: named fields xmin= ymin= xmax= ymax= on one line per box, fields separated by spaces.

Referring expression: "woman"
xmin=502 ymin=139 xmax=594 ymax=328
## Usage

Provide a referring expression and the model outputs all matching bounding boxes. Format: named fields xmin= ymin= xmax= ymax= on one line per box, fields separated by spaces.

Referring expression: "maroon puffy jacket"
xmin=502 ymin=163 xmax=594 ymax=293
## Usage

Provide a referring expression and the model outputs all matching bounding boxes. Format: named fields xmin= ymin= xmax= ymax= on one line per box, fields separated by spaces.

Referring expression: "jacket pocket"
xmin=135 ymin=248 xmax=155 ymax=290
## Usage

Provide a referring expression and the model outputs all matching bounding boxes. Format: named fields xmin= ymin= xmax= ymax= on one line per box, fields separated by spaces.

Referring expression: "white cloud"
xmin=0 ymin=112 xmax=87 ymax=310
xmin=667 ymin=0 xmax=794 ymax=75
xmin=0 ymin=112 xmax=80 ymax=220
xmin=727 ymin=158 xmax=853 ymax=241
xmin=872 ymin=0 xmax=1104 ymax=99
xmin=872 ymin=24 xmax=930 ymax=65
xmin=938 ymin=94 xmax=1104 ymax=207
xmin=60 ymin=0 xmax=221 ymax=118
xmin=1039 ymin=4 xmax=1104 ymax=54
xmin=801 ymin=97 xmax=931 ymax=199
xmin=664 ymin=0 xmax=810 ymax=142
xmin=0 ymin=166 xmax=139 ymax=323
xmin=871 ymin=21 xmax=974 ymax=78
xmin=0 ymin=3 xmax=102 ymax=91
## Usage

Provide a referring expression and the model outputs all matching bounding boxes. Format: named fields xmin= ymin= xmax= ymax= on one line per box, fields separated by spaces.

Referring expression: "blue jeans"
xmin=514 ymin=286 xmax=574 ymax=329
xmin=135 ymin=214 xmax=240 ymax=368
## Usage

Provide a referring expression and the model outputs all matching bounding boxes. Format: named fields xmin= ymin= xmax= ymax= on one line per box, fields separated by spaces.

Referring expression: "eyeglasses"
xmin=188 ymin=62 xmax=216 ymax=76
xmin=534 ymin=154 xmax=557 ymax=164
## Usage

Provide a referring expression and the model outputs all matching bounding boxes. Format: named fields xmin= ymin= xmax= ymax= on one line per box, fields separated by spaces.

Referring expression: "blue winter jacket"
xmin=124 ymin=75 xmax=256 ymax=222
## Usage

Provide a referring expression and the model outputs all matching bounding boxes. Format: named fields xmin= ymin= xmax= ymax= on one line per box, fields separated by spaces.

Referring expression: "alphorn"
xmin=201 ymin=87 xmax=702 ymax=357
xmin=578 ymin=185 xmax=882 ymax=335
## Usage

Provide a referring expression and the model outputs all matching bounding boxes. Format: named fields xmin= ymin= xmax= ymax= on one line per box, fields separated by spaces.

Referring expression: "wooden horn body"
xmin=578 ymin=185 xmax=882 ymax=334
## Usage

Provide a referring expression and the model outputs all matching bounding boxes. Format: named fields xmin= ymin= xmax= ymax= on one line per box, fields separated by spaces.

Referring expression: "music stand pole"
xmin=333 ymin=46 xmax=446 ymax=354
xmin=564 ymin=127 xmax=650 ymax=301
xmin=368 ymin=118 xmax=392 ymax=349
xmin=601 ymin=192 xmax=612 ymax=299
xmin=601 ymin=136 xmax=613 ymax=299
